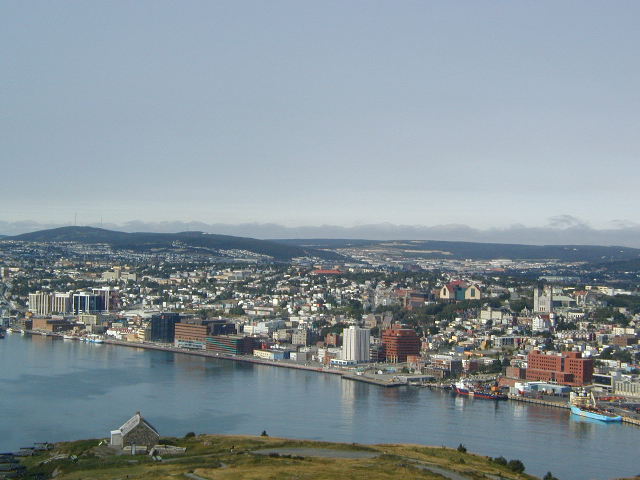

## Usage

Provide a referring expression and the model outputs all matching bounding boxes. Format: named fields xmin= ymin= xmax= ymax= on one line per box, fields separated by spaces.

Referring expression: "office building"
xmin=525 ymin=350 xmax=594 ymax=386
xmin=52 ymin=293 xmax=72 ymax=314
xmin=174 ymin=322 xmax=208 ymax=350
xmin=28 ymin=292 xmax=52 ymax=316
xmin=150 ymin=313 xmax=181 ymax=343
xmin=92 ymin=287 xmax=117 ymax=312
xmin=382 ymin=327 xmax=421 ymax=363
xmin=73 ymin=292 xmax=105 ymax=314
xmin=206 ymin=335 xmax=257 ymax=355
xmin=342 ymin=326 xmax=370 ymax=362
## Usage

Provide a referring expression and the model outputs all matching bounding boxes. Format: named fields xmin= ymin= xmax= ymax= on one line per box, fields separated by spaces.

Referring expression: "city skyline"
xmin=3 ymin=1 xmax=639 ymax=232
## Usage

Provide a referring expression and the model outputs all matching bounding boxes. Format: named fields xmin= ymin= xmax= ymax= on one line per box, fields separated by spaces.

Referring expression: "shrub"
xmin=261 ymin=430 xmax=268 ymax=437
xmin=492 ymin=456 xmax=508 ymax=466
xmin=457 ymin=444 xmax=467 ymax=453
xmin=184 ymin=432 xmax=196 ymax=439
xmin=507 ymin=459 xmax=525 ymax=474
xmin=544 ymin=472 xmax=559 ymax=480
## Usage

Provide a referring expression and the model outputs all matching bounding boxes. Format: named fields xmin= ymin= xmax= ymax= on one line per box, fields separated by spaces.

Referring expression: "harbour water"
xmin=1 ymin=333 xmax=637 ymax=480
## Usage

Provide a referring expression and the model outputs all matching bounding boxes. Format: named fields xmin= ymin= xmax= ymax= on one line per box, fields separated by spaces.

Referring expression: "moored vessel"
xmin=570 ymin=390 xmax=622 ymax=422
xmin=84 ymin=334 xmax=104 ymax=344
xmin=452 ymin=379 xmax=507 ymax=400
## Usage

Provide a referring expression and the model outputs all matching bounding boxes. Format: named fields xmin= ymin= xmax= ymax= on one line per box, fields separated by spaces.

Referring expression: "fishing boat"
xmin=452 ymin=379 xmax=507 ymax=400
xmin=570 ymin=390 xmax=622 ymax=422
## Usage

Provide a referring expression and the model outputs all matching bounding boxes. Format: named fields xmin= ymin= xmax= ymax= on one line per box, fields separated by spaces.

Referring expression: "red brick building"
xmin=325 ymin=333 xmax=341 ymax=347
xmin=526 ymin=350 xmax=593 ymax=386
xmin=174 ymin=323 xmax=208 ymax=349
xmin=382 ymin=328 xmax=421 ymax=363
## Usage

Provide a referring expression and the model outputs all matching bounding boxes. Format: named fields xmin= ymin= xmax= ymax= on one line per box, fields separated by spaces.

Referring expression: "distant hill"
xmin=591 ymin=257 xmax=640 ymax=273
xmin=275 ymin=238 xmax=640 ymax=263
xmin=6 ymin=226 xmax=341 ymax=261
xmin=275 ymin=238 xmax=376 ymax=249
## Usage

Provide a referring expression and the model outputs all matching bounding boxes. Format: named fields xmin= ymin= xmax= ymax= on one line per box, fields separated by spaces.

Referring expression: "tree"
xmin=507 ymin=459 xmax=525 ymax=474
xmin=543 ymin=472 xmax=559 ymax=480
xmin=457 ymin=444 xmax=467 ymax=453
xmin=479 ymin=360 xmax=503 ymax=374
xmin=260 ymin=430 xmax=268 ymax=437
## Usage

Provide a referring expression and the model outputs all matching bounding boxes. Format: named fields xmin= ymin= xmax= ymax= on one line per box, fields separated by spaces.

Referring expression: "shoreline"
xmin=19 ymin=329 xmax=407 ymax=387
xmin=103 ymin=338 xmax=407 ymax=387
xmin=14 ymin=331 xmax=640 ymax=425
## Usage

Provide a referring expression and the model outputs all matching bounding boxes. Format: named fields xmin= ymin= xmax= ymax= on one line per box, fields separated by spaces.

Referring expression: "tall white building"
xmin=52 ymin=292 xmax=72 ymax=314
xmin=28 ymin=292 xmax=52 ymax=316
xmin=342 ymin=326 xmax=371 ymax=362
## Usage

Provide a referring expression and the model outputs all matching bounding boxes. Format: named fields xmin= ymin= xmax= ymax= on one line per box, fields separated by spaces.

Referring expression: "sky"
xmin=2 ymin=1 xmax=640 ymax=238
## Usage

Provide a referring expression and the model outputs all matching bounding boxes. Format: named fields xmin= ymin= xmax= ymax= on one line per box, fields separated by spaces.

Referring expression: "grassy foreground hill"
xmin=17 ymin=434 xmax=550 ymax=480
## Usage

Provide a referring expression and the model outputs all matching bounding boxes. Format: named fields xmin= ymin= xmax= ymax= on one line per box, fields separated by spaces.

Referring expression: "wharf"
xmin=342 ymin=374 xmax=404 ymax=388
xmin=507 ymin=394 xmax=569 ymax=409
xmin=420 ymin=383 xmax=451 ymax=390
xmin=508 ymin=395 xmax=640 ymax=426
xmin=101 ymin=339 xmax=344 ymax=376
xmin=622 ymin=416 xmax=640 ymax=426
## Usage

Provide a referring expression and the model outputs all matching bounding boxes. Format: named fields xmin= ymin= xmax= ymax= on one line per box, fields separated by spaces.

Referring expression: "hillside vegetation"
xmin=15 ymin=434 xmax=553 ymax=480
xmin=276 ymin=238 xmax=640 ymax=262
xmin=6 ymin=227 xmax=341 ymax=261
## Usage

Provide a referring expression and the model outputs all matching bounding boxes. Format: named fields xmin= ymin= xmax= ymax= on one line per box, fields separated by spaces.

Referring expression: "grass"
xmin=18 ymin=434 xmax=545 ymax=480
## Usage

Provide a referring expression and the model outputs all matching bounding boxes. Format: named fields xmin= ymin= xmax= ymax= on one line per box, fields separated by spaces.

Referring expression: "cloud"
xmin=547 ymin=215 xmax=589 ymax=229
xmin=2 ymin=217 xmax=640 ymax=248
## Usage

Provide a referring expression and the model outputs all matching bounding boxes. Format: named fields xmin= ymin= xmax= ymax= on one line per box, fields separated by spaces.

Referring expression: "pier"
xmin=341 ymin=374 xmax=404 ymax=387
xmin=101 ymin=338 xmax=345 ymax=376
xmin=507 ymin=394 xmax=569 ymax=409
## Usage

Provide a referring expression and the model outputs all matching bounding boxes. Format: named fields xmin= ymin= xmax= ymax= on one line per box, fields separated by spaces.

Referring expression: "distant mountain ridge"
xmin=5 ymin=226 xmax=340 ymax=261
xmin=6 ymin=227 xmax=640 ymax=264
xmin=274 ymin=238 xmax=640 ymax=263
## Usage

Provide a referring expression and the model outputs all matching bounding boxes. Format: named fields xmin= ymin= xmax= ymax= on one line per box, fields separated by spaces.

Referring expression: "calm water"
xmin=0 ymin=333 xmax=637 ymax=480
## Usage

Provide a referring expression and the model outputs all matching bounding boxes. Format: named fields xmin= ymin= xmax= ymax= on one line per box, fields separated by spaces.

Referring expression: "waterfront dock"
xmin=507 ymin=394 xmax=569 ymax=409
xmin=507 ymin=394 xmax=640 ymax=426
xmin=342 ymin=374 xmax=404 ymax=387
xmin=622 ymin=416 xmax=640 ymax=426
xmin=101 ymin=339 xmax=345 ymax=376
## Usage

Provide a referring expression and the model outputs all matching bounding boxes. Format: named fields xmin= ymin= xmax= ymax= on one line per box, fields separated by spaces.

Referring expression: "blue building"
xmin=150 ymin=313 xmax=181 ymax=343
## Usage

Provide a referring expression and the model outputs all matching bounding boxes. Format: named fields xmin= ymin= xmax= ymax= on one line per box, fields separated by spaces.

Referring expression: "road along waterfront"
xmin=1 ymin=333 xmax=638 ymax=480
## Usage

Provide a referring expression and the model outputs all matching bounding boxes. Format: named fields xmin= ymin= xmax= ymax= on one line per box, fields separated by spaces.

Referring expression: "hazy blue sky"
xmin=2 ymin=1 xmax=639 ymax=232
